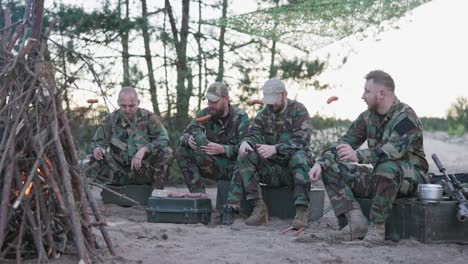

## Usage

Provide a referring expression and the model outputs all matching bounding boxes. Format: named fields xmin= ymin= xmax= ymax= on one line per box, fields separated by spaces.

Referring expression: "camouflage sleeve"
xmin=317 ymin=112 xmax=367 ymax=170
xmin=243 ymin=111 xmax=265 ymax=148
xmin=356 ymin=112 xmax=420 ymax=164
xmin=224 ymin=111 xmax=250 ymax=158
xmin=91 ymin=114 xmax=113 ymax=150
xmin=146 ymin=114 xmax=171 ymax=153
xmin=178 ymin=110 xmax=208 ymax=147
xmin=275 ymin=104 xmax=312 ymax=156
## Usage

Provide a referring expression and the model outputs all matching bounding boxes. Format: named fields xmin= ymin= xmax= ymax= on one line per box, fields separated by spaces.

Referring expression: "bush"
xmin=448 ymin=123 xmax=465 ymax=136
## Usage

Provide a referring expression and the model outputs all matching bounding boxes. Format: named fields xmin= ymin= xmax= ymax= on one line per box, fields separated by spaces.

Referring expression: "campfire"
xmin=0 ymin=1 xmax=114 ymax=263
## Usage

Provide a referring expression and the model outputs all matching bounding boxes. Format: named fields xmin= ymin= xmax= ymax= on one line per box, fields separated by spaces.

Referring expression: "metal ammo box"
xmin=357 ymin=197 xmax=468 ymax=243
xmin=146 ymin=197 xmax=212 ymax=224
xmin=101 ymin=184 xmax=152 ymax=206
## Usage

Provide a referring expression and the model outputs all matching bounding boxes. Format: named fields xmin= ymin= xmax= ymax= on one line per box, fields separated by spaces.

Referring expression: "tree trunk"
xmin=216 ymin=0 xmax=227 ymax=82
xmin=141 ymin=0 xmax=160 ymax=116
xmin=196 ymin=0 xmax=203 ymax=111
xmin=165 ymin=0 xmax=191 ymax=130
xmin=120 ymin=0 xmax=131 ymax=86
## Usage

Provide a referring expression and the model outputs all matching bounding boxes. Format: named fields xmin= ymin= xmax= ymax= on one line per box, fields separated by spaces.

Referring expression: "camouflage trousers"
xmin=175 ymin=145 xmax=236 ymax=193
xmin=226 ymin=150 xmax=312 ymax=207
xmin=322 ymin=159 xmax=425 ymax=223
xmin=86 ymin=146 xmax=173 ymax=189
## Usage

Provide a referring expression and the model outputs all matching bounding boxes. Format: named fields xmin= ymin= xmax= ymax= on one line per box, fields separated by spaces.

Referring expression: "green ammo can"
xmin=356 ymin=197 xmax=468 ymax=243
xmin=146 ymin=197 xmax=212 ymax=224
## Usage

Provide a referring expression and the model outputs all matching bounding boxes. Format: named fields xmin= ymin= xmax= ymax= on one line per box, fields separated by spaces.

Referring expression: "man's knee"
xmin=157 ymin=146 xmax=174 ymax=165
xmin=373 ymin=160 xmax=401 ymax=181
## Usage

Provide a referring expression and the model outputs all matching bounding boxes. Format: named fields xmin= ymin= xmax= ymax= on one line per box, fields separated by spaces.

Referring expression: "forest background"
xmin=1 ymin=0 xmax=466 ymax=184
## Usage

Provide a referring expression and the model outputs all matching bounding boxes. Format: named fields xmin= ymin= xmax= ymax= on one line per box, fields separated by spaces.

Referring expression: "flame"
xmin=24 ymin=182 xmax=34 ymax=197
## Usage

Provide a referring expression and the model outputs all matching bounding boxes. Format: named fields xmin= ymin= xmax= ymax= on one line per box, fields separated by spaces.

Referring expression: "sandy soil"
xmin=18 ymin=132 xmax=468 ymax=264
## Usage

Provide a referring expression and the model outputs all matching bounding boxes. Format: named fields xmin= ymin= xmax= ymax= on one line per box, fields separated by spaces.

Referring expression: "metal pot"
xmin=417 ymin=184 xmax=443 ymax=203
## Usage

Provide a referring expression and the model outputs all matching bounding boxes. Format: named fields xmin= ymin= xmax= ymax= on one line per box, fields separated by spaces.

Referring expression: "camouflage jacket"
xmin=317 ymin=98 xmax=428 ymax=173
xmin=92 ymin=108 xmax=170 ymax=166
xmin=244 ymin=99 xmax=312 ymax=156
xmin=179 ymin=105 xmax=250 ymax=159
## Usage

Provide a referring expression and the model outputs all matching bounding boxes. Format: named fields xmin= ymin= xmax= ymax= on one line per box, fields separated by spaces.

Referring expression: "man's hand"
xmin=131 ymin=146 xmax=150 ymax=171
xmin=309 ymin=163 xmax=322 ymax=182
xmin=201 ymin=142 xmax=225 ymax=155
xmin=256 ymin=144 xmax=276 ymax=159
xmin=239 ymin=141 xmax=253 ymax=157
xmin=187 ymin=135 xmax=197 ymax=150
xmin=336 ymin=143 xmax=358 ymax=162
xmin=93 ymin=146 xmax=106 ymax=160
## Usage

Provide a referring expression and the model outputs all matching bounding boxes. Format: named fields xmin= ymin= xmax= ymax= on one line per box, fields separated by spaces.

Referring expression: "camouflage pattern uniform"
xmin=88 ymin=108 xmax=173 ymax=189
xmin=317 ymin=98 xmax=428 ymax=223
xmin=227 ymin=99 xmax=313 ymax=207
xmin=175 ymin=105 xmax=250 ymax=193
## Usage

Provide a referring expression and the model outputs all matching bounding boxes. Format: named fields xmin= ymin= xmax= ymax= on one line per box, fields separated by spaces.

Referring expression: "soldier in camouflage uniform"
xmin=88 ymin=87 xmax=173 ymax=189
xmin=175 ymin=82 xmax=250 ymax=194
xmin=222 ymin=78 xmax=313 ymax=229
xmin=309 ymin=70 xmax=428 ymax=242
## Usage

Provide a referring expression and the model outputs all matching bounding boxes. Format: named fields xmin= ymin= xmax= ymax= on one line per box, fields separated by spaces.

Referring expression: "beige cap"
xmin=262 ymin=78 xmax=285 ymax=104
xmin=205 ymin=82 xmax=229 ymax=102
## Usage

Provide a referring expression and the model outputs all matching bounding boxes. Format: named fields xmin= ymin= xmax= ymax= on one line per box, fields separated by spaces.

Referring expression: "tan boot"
xmin=291 ymin=205 xmax=308 ymax=229
xmin=245 ymin=199 xmax=268 ymax=226
xmin=337 ymin=209 xmax=368 ymax=240
xmin=364 ymin=222 xmax=385 ymax=242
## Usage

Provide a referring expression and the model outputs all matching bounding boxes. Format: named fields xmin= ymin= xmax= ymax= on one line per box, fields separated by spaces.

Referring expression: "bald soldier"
xmin=309 ymin=70 xmax=428 ymax=242
xmin=88 ymin=87 xmax=173 ymax=189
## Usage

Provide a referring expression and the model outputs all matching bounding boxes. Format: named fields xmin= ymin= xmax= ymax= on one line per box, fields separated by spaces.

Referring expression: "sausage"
xmin=248 ymin=99 xmax=264 ymax=105
xmin=326 ymin=96 xmax=339 ymax=104
xmin=195 ymin=114 xmax=212 ymax=123
xmin=87 ymin=99 xmax=98 ymax=104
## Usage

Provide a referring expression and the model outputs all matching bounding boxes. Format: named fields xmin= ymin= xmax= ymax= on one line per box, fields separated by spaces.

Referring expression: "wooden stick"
xmin=15 ymin=211 xmax=26 ymax=264
xmin=36 ymin=175 xmax=57 ymax=258
xmin=89 ymin=181 xmax=141 ymax=205
xmin=48 ymin=86 xmax=89 ymax=264
xmin=83 ymin=176 xmax=116 ymax=256
xmin=0 ymin=159 xmax=15 ymax=251
xmin=1 ymin=7 xmax=11 ymax=48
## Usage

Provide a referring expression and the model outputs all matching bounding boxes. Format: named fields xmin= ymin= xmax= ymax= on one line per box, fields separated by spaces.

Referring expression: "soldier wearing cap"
xmin=222 ymin=78 xmax=313 ymax=229
xmin=175 ymin=82 xmax=250 ymax=195
xmin=88 ymin=87 xmax=173 ymax=189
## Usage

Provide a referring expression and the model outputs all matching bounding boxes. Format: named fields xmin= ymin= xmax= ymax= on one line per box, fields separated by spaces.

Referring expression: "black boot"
xmin=221 ymin=205 xmax=235 ymax=225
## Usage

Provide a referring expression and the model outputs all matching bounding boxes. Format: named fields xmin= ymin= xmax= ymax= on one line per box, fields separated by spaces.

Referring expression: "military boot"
xmin=364 ymin=222 xmax=385 ymax=242
xmin=291 ymin=205 xmax=308 ymax=229
xmin=337 ymin=209 xmax=368 ymax=240
xmin=244 ymin=199 xmax=268 ymax=226
xmin=221 ymin=205 xmax=235 ymax=225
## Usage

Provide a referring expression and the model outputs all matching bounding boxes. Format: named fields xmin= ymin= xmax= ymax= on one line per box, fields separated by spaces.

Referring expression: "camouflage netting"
xmin=203 ymin=0 xmax=432 ymax=52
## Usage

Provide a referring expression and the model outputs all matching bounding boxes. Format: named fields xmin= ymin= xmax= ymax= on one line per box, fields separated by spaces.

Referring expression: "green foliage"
xmin=309 ymin=113 xmax=351 ymax=157
xmin=447 ymin=96 xmax=468 ymax=130
xmin=420 ymin=117 xmax=448 ymax=132
xmin=311 ymin=113 xmax=351 ymax=130
xmin=68 ymin=106 xmax=108 ymax=158
xmin=448 ymin=123 xmax=465 ymax=137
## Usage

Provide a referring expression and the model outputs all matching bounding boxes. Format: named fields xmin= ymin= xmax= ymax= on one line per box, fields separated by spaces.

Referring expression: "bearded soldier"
xmin=309 ymin=70 xmax=428 ymax=242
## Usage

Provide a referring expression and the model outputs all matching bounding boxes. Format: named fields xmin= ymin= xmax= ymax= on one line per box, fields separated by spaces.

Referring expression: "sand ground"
xmin=18 ymin=132 xmax=468 ymax=264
